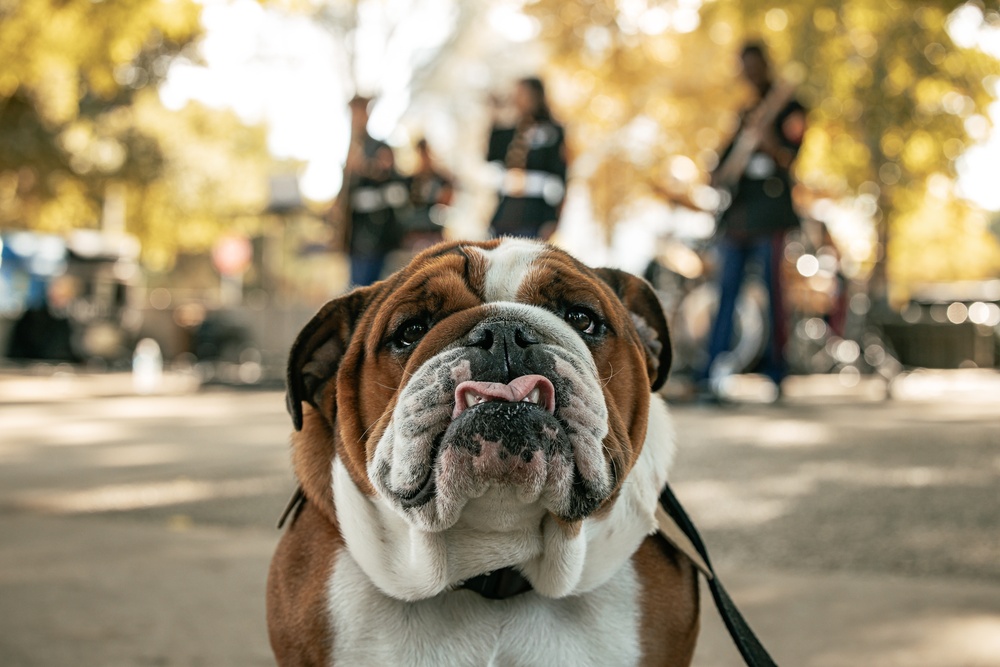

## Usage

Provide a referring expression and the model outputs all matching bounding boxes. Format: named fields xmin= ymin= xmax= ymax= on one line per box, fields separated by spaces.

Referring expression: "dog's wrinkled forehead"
xmin=366 ymin=239 xmax=600 ymax=372
xmin=478 ymin=239 xmax=669 ymax=387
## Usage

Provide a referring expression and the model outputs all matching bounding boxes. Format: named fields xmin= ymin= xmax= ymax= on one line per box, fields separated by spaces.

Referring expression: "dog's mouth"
xmin=398 ymin=375 xmax=558 ymax=510
xmin=452 ymin=375 xmax=556 ymax=420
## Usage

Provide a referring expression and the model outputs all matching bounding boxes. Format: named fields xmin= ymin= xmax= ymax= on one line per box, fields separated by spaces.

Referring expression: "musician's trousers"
xmin=703 ymin=232 xmax=787 ymax=386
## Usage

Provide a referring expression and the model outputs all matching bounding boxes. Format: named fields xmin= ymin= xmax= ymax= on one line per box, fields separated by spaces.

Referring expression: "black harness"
xmin=458 ymin=567 xmax=534 ymax=600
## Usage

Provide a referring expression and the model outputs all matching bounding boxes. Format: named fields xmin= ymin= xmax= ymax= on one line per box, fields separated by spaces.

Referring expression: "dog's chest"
xmin=327 ymin=550 xmax=644 ymax=667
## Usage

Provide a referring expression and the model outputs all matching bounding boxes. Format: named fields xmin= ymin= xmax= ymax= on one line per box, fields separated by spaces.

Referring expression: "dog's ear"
xmin=593 ymin=267 xmax=672 ymax=391
xmin=286 ymin=287 xmax=376 ymax=430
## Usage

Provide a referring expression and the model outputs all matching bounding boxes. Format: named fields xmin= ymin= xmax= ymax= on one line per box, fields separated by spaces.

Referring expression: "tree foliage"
xmin=126 ymin=94 xmax=274 ymax=271
xmin=528 ymin=0 xmax=1000 ymax=293
xmin=0 ymin=0 xmax=273 ymax=270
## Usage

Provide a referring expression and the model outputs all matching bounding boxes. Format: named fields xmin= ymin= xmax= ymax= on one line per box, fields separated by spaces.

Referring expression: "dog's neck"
xmin=331 ymin=395 xmax=676 ymax=602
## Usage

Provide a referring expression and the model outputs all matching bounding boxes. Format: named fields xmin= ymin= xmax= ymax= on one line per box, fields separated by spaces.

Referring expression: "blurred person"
xmin=486 ymin=77 xmax=568 ymax=240
xmin=6 ymin=274 xmax=81 ymax=363
xmin=333 ymin=95 xmax=408 ymax=287
xmin=700 ymin=41 xmax=807 ymax=397
xmin=399 ymin=138 xmax=454 ymax=252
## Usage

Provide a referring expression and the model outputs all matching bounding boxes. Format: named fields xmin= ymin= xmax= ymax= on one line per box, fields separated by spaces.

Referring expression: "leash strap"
xmin=658 ymin=483 xmax=777 ymax=667
xmin=277 ymin=486 xmax=306 ymax=530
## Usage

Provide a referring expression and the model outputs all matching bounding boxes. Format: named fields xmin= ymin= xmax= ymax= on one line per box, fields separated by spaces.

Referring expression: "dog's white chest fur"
xmin=327 ymin=549 xmax=643 ymax=667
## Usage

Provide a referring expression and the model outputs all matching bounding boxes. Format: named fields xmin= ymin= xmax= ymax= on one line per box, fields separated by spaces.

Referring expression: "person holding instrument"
xmin=700 ymin=42 xmax=807 ymax=399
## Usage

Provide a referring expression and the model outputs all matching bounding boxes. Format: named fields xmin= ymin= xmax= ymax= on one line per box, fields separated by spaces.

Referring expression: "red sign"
xmin=212 ymin=235 xmax=253 ymax=276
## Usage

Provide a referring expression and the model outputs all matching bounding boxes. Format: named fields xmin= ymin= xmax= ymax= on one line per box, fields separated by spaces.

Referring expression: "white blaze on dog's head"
xmin=477 ymin=237 xmax=545 ymax=302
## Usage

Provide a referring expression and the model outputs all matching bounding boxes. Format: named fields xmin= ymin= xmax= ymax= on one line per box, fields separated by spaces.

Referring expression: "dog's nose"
xmin=466 ymin=320 xmax=541 ymax=379
xmin=468 ymin=321 xmax=539 ymax=350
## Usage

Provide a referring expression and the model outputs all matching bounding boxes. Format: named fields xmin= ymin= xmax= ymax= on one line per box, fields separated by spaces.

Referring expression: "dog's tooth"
xmin=464 ymin=391 xmax=481 ymax=407
xmin=524 ymin=388 xmax=541 ymax=405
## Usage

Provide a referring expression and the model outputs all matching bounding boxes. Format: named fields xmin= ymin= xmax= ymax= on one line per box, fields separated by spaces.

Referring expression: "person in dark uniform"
xmin=336 ymin=95 xmax=407 ymax=287
xmin=486 ymin=77 xmax=568 ymax=240
xmin=701 ymin=42 xmax=807 ymax=396
xmin=399 ymin=138 xmax=454 ymax=252
xmin=6 ymin=275 xmax=81 ymax=363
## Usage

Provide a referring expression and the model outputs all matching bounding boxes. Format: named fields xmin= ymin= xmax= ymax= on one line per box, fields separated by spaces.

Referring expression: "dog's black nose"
xmin=465 ymin=320 xmax=541 ymax=379
xmin=468 ymin=321 xmax=539 ymax=350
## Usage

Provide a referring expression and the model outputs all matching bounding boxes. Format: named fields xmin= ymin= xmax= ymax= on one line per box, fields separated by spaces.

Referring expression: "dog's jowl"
xmin=267 ymin=238 xmax=699 ymax=666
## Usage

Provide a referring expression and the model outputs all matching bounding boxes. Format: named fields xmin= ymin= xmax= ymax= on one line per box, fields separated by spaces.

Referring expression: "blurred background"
xmin=2 ymin=1 xmax=1000 ymax=666
xmin=1 ymin=0 xmax=1000 ymax=385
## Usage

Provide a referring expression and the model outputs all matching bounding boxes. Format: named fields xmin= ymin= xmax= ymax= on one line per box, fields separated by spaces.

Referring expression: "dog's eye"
xmin=394 ymin=320 xmax=428 ymax=348
xmin=565 ymin=307 xmax=599 ymax=335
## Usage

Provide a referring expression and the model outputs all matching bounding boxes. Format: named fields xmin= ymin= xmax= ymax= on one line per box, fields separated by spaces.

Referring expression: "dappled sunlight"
xmin=0 ymin=389 xmax=286 ymax=427
xmin=0 ymin=442 xmax=29 ymax=465
xmin=89 ymin=444 xmax=184 ymax=469
xmin=74 ymin=391 xmax=286 ymax=422
xmin=676 ymin=457 xmax=996 ymax=531
xmin=799 ymin=461 xmax=996 ymax=489
xmin=0 ymin=391 xmax=289 ymax=464
xmin=672 ymin=479 xmax=799 ymax=530
xmin=847 ymin=614 xmax=1000 ymax=667
xmin=674 ymin=414 xmax=1000 ymax=531
xmin=891 ymin=368 xmax=1000 ymax=403
xmin=782 ymin=374 xmax=888 ymax=402
xmin=22 ymin=420 xmax=132 ymax=448
xmin=698 ymin=413 xmax=835 ymax=449
xmin=0 ymin=372 xmax=201 ymax=405
xmin=752 ymin=419 xmax=833 ymax=449
xmin=697 ymin=568 xmax=1000 ymax=667
xmin=13 ymin=476 xmax=289 ymax=515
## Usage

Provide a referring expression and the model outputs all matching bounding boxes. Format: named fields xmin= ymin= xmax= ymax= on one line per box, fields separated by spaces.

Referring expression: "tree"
xmin=0 ymin=0 xmax=198 ymax=227
xmin=527 ymin=0 xmax=1000 ymax=297
xmin=126 ymin=94 xmax=274 ymax=271
xmin=0 ymin=0 xmax=274 ymax=270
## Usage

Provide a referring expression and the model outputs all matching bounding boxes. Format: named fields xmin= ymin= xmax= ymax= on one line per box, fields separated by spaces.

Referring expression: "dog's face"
xmin=285 ymin=239 xmax=672 ymax=597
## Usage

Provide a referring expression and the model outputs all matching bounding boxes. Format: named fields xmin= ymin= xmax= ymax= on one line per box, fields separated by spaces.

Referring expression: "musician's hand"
xmin=759 ymin=131 xmax=795 ymax=168
xmin=758 ymin=129 xmax=781 ymax=155
xmin=345 ymin=142 xmax=366 ymax=172
xmin=374 ymin=146 xmax=394 ymax=174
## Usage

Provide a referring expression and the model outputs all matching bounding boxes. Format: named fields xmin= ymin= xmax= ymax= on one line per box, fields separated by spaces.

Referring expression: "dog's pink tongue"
xmin=452 ymin=375 xmax=555 ymax=419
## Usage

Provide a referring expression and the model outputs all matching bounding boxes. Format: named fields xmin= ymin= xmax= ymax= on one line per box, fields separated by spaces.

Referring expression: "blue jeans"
xmin=350 ymin=255 xmax=385 ymax=288
xmin=703 ymin=234 xmax=786 ymax=385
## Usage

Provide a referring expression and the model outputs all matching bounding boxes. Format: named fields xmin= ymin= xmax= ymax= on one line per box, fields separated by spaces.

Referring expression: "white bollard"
xmin=132 ymin=338 xmax=163 ymax=395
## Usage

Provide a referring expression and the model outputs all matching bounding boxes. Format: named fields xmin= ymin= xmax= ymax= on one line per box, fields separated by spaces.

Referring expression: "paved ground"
xmin=671 ymin=397 xmax=1000 ymax=667
xmin=0 ymin=374 xmax=998 ymax=666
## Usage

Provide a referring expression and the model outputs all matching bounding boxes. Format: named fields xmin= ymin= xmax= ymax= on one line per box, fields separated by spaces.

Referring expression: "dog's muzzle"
xmin=370 ymin=307 xmax=614 ymax=531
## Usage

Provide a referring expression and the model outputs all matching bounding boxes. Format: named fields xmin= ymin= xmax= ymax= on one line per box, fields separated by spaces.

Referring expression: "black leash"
xmin=659 ymin=483 xmax=778 ymax=667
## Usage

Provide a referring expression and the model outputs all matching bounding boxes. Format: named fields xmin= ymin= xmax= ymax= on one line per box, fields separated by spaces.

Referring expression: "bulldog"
xmin=267 ymin=238 xmax=700 ymax=666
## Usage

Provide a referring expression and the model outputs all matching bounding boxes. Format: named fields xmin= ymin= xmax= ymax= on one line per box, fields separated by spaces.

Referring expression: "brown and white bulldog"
xmin=267 ymin=238 xmax=699 ymax=666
